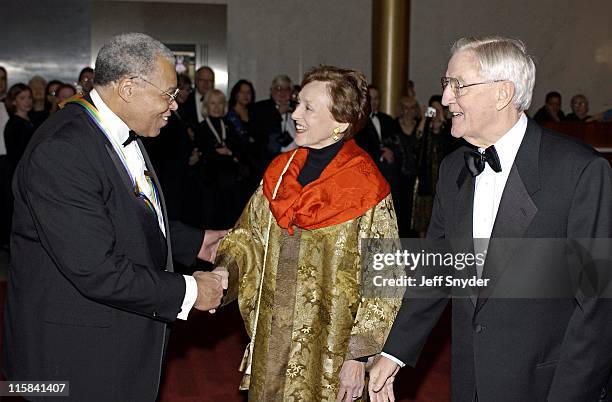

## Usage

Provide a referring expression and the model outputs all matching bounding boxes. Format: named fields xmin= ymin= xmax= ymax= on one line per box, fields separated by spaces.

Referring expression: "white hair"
xmin=200 ymin=88 xmax=227 ymax=118
xmin=94 ymin=32 xmax=174 ymax=86
xmin=451 ymin=36 xmax=536 ymax=111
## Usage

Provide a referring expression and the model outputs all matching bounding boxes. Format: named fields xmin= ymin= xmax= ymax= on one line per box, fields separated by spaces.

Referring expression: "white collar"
xmin=90 ymin=89 xmax=131 ymax=145
xmin=479 ymin=113 xmax=527 ymax=174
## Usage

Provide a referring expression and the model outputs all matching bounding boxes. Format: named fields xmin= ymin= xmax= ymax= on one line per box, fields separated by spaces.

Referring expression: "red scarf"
xmin=263 ymin=139 xmax=390 ymax=234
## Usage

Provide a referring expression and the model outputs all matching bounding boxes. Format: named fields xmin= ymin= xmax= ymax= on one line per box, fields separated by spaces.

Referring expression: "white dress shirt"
xmin=90 ymin=89 xmax=197 ymax=320
xmin=196 ymin=90 xmax=205 ymax=123
xmin=371 ymin=112 xmax=382 ymax=142
xmin=280 ymin=110 xmax=297 ymax=152
xmin=381 ymin=113 xmax=528 ymax=368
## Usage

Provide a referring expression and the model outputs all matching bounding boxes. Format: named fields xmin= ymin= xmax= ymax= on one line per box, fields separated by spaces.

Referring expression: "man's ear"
xmin=496 ymin=81 xmax=515 ymax=111
xmin=116 ymin=77 xmax=137 ymax=103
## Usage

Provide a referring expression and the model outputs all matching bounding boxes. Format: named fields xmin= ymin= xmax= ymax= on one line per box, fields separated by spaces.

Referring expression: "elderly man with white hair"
xmin=369 ymin=36 xmax=612 ymax=402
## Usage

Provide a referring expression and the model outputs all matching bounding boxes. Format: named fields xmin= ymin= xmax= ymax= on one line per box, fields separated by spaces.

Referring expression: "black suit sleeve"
xmin=169 ymin=220 xmax=204 ymax=267
xmin=24 ymin=139 xmax=186 ymax=322
xmin=382 ymin=158 xmax=450 ymax=366
xmin=548 ymin=156 xmax=612 ymax=401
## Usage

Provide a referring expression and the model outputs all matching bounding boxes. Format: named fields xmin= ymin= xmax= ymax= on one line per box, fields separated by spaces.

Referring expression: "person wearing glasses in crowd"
xmin=215 ymin=65 xmax=401 ymax=401
xmin=179 ymin=65 xmax=215 ymax=129
xmin=565 ymin=94 xmax=591 ymax=122
xmin=250 ymin=74 xmax=298 ymax=176
xmin=3 ymin=33 xmax=229 ymax=402
xmin=369 ymin=36 xmax=612 ymax=402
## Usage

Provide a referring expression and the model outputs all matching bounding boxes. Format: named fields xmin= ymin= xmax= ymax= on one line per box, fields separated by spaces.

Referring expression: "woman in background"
xmin=394 ymin=95 xmax=420 ymax=237
xmin=4 ymin=83 xmax=34 ymax=176
xmin=28 ymin=75 xmax=48 ymax=128
xmin=196 ymin=89 xmax=246 ymax=229
xmin=226 ymin=79 xmax=258 ymax=197
xmin=412 ymin=95 xmax=459 ymax=237
xmin=216 ymin=65 xmax=400 ymax=401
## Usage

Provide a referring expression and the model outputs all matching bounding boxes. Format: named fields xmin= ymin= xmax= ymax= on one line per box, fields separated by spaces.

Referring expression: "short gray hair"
xmin=270 ymin=74 xmax=291 ymax=90
xmin=451 ymin=36 xmax=536 ymax=111
xmin=94 ymin=32 xmax=174 ymax=86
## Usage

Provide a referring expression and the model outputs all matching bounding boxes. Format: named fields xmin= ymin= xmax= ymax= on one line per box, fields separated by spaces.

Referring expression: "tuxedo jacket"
xmin=355 ymin=112 xmax=402 ymax=196
xmin=250 ymin=98 xmax=298 ymax=171
xmin=2 ymin=97 xmax=203 ymax=402
xmin=178 ymin=91 xmax=200 ymax=130
xmin=384 ymin=119 xmax=612 ymax=402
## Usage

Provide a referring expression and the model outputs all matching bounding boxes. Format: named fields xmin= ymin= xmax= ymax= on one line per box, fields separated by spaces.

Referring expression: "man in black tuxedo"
xmin=250 ymin=74 xmax=297 ymax=175
xmin=3 ymin=33 xmax=227 ymax=402
xmin=355 ymin=85 xmax=402 ymax=225
xmin=369 ymin=36 xmax=612 ymax=402
xmin=178 ymin=65 xmax=215 ymax=129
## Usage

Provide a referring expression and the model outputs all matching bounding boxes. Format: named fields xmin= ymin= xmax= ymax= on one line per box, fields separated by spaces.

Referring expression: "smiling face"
xmin=124 ymin=57 xmax=177 ymax=137
xmin=291 ymin=81 xmax=348 ymax=149
xmin=442 ymin=50 xmax=500 ymax=147
xmin=207 ymin=92 xmax=226 ymax=118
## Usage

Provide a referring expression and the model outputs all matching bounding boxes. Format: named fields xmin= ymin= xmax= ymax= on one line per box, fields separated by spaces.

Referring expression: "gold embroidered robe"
xmin=217 ymin=186 xmax=401 ymax=401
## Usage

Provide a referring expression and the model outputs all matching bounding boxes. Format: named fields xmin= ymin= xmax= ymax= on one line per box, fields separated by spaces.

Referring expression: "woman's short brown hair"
xmin=6 ymin=83 xmax=32 ymax=114
xmin=300 ymin=65 xmax=369 ymax=140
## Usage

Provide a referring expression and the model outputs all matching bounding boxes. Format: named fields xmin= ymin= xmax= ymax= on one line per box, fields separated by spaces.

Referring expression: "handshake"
xmin=192 ymin=267 xmax=228 ymax=313
xmin=192 ymin=229 xmax=230 ymax=314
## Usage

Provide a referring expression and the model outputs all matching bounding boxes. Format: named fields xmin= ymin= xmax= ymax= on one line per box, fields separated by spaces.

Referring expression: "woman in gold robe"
xmin=216 ymin=65 xmax=401 ymax=401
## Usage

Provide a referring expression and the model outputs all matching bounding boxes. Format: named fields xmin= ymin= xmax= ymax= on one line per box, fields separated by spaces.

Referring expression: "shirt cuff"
xmin=177 ymin=275 xmax=198 ymax=320
xmin=380 ymin=352 xmax=406 ymax=368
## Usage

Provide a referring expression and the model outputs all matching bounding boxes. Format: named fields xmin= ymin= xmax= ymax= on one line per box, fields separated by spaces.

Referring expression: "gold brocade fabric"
xmin=217 ymin=186 xmax=402 ymax=401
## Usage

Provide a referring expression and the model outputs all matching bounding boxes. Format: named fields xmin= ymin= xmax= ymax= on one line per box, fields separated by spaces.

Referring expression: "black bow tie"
xmin=122 ymin=130 xmax=139 ymax=147
xmin=464 ymin=145 xmax=502 ymax=176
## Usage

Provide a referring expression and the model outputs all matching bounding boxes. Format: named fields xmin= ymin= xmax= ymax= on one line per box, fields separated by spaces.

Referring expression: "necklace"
xmin=205 ymin=117 xmax=226 ymax=146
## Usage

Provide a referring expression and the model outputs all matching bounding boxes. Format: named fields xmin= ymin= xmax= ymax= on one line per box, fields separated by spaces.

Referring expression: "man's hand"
xmin=368 ymin=356 xmax=400 ymax=402
xmin=192 ymin=271 xmax=224 ymax=311
xmin=207 ymin=266 xmax=229 ymax=313
xmin=336 ymin=360 xmax=365 ymax=402
xmin=197 ymin=229 xmax=229 ymax=262
xmin=379 ymin=147 xmax=395 ymax=164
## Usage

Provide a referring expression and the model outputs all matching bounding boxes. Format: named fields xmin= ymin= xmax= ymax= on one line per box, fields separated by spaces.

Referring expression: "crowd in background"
xmin=1 ymin=64 xmax=610 ymax=255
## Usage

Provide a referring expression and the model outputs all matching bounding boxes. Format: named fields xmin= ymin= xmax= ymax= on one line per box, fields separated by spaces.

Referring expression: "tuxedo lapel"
xmin=137 ymin=139 xmax=174 ymax=273
xmin=451 ymin=166 xmax=479 ymax=305
xmin=475 ymin=121 xmax=541 ymax=313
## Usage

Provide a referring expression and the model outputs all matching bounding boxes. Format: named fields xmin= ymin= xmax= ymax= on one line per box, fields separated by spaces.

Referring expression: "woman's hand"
xmin=336 ymin=360 xmax=365 ymax=401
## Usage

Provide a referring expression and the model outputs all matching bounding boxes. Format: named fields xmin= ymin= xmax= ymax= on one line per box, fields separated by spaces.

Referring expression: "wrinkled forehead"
xmin=446 ymin=50 xmax=481 ymax=79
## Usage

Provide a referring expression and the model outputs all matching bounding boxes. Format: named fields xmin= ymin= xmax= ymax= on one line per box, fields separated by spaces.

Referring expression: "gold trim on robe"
xmin=217 ymin=186 xmax=402 ymax=401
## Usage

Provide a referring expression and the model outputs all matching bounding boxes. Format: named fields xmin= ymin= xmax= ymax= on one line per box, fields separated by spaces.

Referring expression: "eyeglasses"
xmin=441 ymin=77 xmax=505 ymax=98
xmin=131 ymin=76 xmax=179 ymax=104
